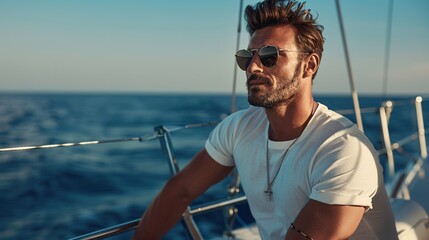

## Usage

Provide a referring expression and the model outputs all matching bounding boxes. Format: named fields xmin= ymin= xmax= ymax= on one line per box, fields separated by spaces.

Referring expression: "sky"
xmin=1 ymin=0 xmax=428 ymax=95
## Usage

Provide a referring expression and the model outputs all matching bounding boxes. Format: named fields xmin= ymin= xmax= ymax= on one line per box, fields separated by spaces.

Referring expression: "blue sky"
xmin=1 ymin=0 xmax=428 ymax=95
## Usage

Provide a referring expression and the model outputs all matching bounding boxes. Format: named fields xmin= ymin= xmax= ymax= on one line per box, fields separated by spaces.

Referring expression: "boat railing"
xmin=0 ymin=120 xmax=248 ymax=240
xmin=1 ymin=96 xmax=427 ymax=240
xmin=66 ymin=124 xmax=248 ymax=240
xmin=376 ymin=97 xmax=428 ymax=200
xmin=67 ymin=195 xmax=248 ymax=240
xmin=334 ymin=96 xmax=427 ymax=183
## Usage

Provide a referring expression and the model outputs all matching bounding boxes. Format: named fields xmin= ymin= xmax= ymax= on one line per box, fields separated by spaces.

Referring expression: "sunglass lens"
xmin=235 ymin=49 xmax=252 ymax=70
xmin=259 ymin=46 xmax=278 ymax=67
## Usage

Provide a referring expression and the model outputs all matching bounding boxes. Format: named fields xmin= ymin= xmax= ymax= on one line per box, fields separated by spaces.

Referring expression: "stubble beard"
xmin=247 ymin=65 xmax=301 ymax=108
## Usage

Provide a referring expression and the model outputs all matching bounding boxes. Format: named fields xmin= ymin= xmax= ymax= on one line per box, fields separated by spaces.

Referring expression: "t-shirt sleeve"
xmin=309 ymin=130 xmax=379 ymax=209
xmin=205 ymin=115 xmax=236 ymax=167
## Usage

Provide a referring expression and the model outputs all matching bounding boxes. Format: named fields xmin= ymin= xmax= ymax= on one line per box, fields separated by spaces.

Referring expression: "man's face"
xmin=245 ymin=25 xmax=303 ymax=108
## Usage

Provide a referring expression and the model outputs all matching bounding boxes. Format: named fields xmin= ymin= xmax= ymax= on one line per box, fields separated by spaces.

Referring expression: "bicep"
xmin=173 ymin=149 xmax=234 ymax=199
xmin=286 ymin=199 xmax=365 ymax=240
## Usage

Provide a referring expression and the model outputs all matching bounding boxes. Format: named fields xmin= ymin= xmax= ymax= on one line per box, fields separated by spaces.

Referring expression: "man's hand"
xmin=132 ymin=149 xmax=234 ymax=240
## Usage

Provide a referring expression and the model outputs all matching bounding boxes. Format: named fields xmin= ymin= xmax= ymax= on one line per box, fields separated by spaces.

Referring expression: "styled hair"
xmin=245 ymin=0 xmax=324 ymax=65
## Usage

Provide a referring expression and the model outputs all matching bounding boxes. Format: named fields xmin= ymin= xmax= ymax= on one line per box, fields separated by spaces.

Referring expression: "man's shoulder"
xmin=315 ymin=104 xmax=355 ymax=130
xmin=212 ymin=106 xmax=267 ymax=141
xmin=303 ymin=104 xmax=357 ymax=142
xmin=224 ymin=106 xmax=265 ymax=124
xmin=300 ymin=103 xmax=371 ymax=152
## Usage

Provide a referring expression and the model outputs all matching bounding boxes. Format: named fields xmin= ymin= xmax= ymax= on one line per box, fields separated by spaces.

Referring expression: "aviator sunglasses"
xmin=235 ymin=45 xmax=308 ymax=70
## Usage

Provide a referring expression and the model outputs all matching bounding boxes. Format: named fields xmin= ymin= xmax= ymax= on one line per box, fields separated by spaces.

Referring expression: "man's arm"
xmin=132 ymin=149 xmax=234 ymax=240
xmin=285 ymin=200 xmax=365 ymax=240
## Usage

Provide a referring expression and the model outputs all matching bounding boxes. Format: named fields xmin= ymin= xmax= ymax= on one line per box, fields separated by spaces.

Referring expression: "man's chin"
xmin=248 ymin=94 xmax=270 ymax=108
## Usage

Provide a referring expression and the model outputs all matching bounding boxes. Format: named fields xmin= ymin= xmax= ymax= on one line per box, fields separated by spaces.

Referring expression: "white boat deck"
xmin=408 ymin=157 xmax=429 ymax=212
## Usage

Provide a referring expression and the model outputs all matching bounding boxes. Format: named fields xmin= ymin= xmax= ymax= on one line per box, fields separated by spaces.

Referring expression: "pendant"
xmin=264 ymin=188 xmax=273 ymax=201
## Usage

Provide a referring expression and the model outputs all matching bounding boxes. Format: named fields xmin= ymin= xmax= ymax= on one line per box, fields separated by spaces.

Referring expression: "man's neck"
xmin=265 ymin=100 xmax=316 ymax=141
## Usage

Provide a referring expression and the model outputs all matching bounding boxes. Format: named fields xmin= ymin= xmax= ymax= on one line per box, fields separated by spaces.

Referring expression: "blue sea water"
xmin=0 ymin=92 xmax=427 ymax=240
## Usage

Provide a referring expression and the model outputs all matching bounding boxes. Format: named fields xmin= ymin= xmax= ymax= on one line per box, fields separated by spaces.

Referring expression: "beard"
xmin=247 ymin=64 xmax=301 ymax=108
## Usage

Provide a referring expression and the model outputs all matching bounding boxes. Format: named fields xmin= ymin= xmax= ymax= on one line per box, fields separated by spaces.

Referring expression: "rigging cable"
xmin=382 ymin=0 xmax=394 ymax=98
xmin=225 ymin=1 xmax=244 ymax=236
xmin=335 ymin=0 xmax=364 ymax=132
xmin=0 ymin=122 xmax=218 ymax=153
xmin=231 ymin=0 xmax=244 ymax=114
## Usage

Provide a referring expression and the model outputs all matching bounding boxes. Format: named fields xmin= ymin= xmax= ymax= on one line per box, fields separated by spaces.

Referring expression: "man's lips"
xmin=248 ymin=80 xmax=267 ymax=87
xmin=247 ymin=74 xmax=271 ymax=87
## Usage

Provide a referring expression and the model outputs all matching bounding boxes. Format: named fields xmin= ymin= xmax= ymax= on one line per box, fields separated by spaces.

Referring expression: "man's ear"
xmin=303 ymin=53 xmax=320 ymax=79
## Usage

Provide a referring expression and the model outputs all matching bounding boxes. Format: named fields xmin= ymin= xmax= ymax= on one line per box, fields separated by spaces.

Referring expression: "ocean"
xmin=0 ymin=92 xmax=427 ymax=240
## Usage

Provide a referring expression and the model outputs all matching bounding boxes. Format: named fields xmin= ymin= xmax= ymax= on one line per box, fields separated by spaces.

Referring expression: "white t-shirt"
xmin=205 ymin=104 xmax=397 ymax=240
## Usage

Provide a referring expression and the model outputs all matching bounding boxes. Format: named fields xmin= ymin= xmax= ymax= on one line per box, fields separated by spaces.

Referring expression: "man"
xmin=133 ymin=0 xmax=397 ymax=239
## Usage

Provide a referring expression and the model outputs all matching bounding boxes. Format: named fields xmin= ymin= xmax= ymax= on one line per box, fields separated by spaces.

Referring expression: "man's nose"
xmin=246 ymin=54 xmax=264 ymax=74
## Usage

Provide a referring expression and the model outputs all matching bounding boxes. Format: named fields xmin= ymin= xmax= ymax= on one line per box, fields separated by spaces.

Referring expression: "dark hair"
xmin=245 ymin=0 xmax=324 ymax=64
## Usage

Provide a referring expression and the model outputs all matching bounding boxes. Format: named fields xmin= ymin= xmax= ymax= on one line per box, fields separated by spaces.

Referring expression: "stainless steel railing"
xmin=68 ymin=124 xmax=247 ymax=240
xmin=68 ymin=196 xmax=248 ymax=240
xmin=378 ymin=96 xmax=428 ymax=179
